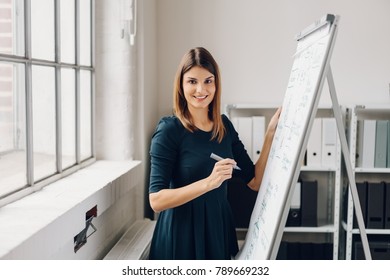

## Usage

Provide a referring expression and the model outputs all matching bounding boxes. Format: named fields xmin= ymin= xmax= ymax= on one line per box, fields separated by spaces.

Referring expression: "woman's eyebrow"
xmin=185 ymin=75 xmax=214 ymax=80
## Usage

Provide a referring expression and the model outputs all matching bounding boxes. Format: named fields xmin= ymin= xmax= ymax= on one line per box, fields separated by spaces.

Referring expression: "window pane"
xmin=0 ymin=0 xmax=25 ymax=56
xmin=32 ymin=65 xmax=56 ymax=181
xmin=61 ymin=68 xmax=76 ymax=169
xmin=80 ymin=69 xmax=91 ymax=160
xmin=0 ymin=62 xmax=26 ymax=197
xmin=60 ymin=0 xmax=75 ymax=64
xmin=0 ymin=0 xmax=94 ymax=203
xmin=31 ymin=0 xmax=55 ymax=61
xmin=79 ymin=0 xmax=91 ymax=66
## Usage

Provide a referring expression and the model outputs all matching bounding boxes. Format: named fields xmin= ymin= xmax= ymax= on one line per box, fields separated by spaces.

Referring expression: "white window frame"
xmin=0 ymin=0 xmax=95 ymax=207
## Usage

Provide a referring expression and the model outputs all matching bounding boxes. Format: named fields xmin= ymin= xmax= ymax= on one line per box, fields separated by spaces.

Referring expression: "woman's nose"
xmin=196 ymin=84 xmax=203 ymax=93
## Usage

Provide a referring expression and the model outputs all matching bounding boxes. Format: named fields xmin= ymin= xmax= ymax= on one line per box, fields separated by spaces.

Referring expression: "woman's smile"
xmin=193 ymin=95 xmax=208 ymax=100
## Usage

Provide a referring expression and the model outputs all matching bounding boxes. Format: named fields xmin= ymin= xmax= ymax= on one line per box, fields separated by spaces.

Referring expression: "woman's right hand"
xmin=206 ymin=158 xmax=236 ymax=190
xmin=150 ymin=157 xmax=237 ymax=213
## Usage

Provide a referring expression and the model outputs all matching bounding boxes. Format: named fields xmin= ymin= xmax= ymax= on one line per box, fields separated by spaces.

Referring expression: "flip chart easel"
xmin=235 ymin=14 xmax=371 ymax=260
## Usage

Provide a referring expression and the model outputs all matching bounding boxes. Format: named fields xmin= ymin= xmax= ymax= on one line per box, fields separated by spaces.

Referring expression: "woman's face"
xmin=182 ymin=66 xmax=216 ymax=113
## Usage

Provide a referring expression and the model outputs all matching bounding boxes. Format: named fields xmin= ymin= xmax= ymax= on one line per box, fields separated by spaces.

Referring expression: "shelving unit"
xmin=225 ymin=103 xmax=342 ymax=260
xmin=342 ymin=105 xmax=390 ymax=260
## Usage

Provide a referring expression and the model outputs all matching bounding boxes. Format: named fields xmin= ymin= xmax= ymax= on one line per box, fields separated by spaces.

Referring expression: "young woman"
xmin=148 ymin=47 xmax=281 ymax=259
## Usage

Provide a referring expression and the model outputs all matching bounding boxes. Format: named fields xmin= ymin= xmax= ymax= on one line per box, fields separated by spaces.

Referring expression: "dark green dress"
xmin=148 ymin=114 xmax=255 ymax=260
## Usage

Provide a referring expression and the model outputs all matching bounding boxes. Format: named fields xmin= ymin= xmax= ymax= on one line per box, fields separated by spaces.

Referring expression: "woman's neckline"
xmin=195 ymin=126 xmax=213 ymax=133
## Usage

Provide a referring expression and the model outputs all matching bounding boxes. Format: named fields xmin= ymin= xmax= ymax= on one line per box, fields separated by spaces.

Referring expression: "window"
xmin=0 ymin=0 xmax=94 ymax=202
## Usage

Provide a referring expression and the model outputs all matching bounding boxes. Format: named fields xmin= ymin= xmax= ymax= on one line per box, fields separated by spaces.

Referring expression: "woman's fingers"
xmin=208 ymin=158 xmax=236 ymax=189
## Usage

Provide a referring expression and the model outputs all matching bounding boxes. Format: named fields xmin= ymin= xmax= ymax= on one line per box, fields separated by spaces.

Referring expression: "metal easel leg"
xmin=327 ymin=66 xmax=372 ymax=260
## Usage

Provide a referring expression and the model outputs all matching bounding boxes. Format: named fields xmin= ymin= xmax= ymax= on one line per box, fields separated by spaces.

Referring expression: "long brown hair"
xmin=173 ymin=47 xmax=225 ymax=143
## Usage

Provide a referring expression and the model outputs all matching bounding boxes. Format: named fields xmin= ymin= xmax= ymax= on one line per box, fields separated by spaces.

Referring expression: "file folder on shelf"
xmin=388 ymin=122 xmax=390 ymax=168
xmin=252 ymin=116 xmax=265 ymax=162
xmin=367 ymin=182 xmax=385 ymax=229
xmin=286 ymin=182 xmax=301 ymax=227
xmin=353 ymin=181 xmax=367 ymax=228
xmin=300 ymin=180 xmax=318 ymax=227
xmin=232 ymin=117 xmax=253 ymax=160
xmin=385 ymin=182 xmax=390 ymax=229
xmin=321 ymin=118 xmax=337 ymax=167
xmin=306 ymin=118 xmax=322 ymax=167
xmin=354 ymin=241 xmax=390 ymax=260
xmin=357 ymin=120 xmax=376 ymax=168
xmin=374 ymin=120 xmax=388 ymax=168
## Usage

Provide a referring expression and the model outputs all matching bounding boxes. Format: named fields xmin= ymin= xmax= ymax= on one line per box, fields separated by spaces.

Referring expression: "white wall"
xmin=95 ymin=0 xmax=137 ymax=161
xmin=94 ymin=0 xmax=158 ymax=218
xmin=156 ymin=0 xmax=390 ymax=117
xmin=95 ymin=0 xmax=146 ymax=221
xmin=136 ymin=0 xmax=158 ymax=218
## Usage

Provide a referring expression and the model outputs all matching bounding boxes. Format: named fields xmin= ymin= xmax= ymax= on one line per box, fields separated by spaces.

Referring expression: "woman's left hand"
xmin=267 ymin=107 xmax=282 ymax=134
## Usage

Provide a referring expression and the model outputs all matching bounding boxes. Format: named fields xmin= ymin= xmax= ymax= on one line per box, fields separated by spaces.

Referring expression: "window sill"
xmin=0 ymin=160 xmax=141 ymax=259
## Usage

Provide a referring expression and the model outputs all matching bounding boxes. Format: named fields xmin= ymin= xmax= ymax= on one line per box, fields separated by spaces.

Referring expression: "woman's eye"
xmin=188 ymin=79 xmax=197 ymax=84
xmin=205 ymin=79 xmax=214 ymax=84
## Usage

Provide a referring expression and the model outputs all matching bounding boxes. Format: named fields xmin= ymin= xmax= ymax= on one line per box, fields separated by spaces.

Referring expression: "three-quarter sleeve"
xmin=222 ymin=115 xmax=255 ymax=184
xmin=149 ymin=117 xmax=180 ymax=193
